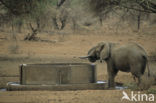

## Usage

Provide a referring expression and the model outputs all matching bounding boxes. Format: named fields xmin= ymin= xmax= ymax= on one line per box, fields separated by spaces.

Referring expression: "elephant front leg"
xmin=107 ymin=67 xmax=118 ymax=88
xmin=108 ymin=74 xmax=115 ymax=88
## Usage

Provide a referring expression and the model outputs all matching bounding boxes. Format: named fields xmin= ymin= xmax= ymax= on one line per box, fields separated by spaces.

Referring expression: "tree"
xmin=89 ymin=0 xmax=156 ymax=14
xmin=0 ymin=0 xmax=52 ymax=16
xmin=0 ymin=0 xmax=57 ymax=40
xmin=89 ymin=0 xmax=156 ymax=30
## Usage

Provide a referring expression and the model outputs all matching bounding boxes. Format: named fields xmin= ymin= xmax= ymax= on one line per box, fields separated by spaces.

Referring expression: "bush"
xmin=147 ymin=88 xmax=156 ymax=94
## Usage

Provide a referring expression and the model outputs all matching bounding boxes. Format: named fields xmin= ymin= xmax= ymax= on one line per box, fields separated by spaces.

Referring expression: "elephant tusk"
xmin=79 ymin=56 xmax=90 ymax=59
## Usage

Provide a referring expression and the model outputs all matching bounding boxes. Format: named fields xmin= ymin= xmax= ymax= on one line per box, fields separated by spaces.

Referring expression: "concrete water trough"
xmin=7 ymin=63 xmax=107 ymax=91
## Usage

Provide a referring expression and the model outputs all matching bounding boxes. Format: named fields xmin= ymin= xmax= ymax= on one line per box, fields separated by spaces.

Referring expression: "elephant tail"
xmin=144 ymin=55 xmax=150 ymax=77
xmin=143 ymin=55 xmax=150 ymax=77
xmin=146 ymin=60 xmax=150 ymax=77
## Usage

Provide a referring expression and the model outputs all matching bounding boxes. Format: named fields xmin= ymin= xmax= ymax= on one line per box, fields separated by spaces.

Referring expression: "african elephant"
xmin=80 ymin=42 xmax=150 ymax=88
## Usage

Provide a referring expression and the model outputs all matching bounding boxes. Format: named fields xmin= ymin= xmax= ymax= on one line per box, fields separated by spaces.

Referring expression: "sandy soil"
xmin=0 ymin=90 xmax=144 ymax=103
xmin=0 ymin=29 xmax=156 ymax=103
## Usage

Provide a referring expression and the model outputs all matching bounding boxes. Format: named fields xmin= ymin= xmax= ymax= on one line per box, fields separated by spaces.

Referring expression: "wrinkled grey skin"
xmin=86 ymin=42 xmax=150 ymax=88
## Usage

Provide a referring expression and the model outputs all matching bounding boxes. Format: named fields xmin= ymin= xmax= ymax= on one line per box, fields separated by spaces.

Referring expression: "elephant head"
xmin=80 ymin=42 xmax=110 ymax=62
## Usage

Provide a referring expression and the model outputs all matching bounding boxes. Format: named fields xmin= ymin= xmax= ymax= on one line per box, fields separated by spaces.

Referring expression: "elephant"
xmin=80 ymin=42 xmax=150 ymax=88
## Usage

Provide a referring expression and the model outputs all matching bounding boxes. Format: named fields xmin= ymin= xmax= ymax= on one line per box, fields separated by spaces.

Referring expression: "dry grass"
xmin=8 ymin=43 xmax=19 ymax=54
xmin=0 ymin=25 xmax=156 ymax=103
xmin=149 ymin=49 xmax=156 ymax=61
xmin=139 ymin=75 xmax=155 ymax=90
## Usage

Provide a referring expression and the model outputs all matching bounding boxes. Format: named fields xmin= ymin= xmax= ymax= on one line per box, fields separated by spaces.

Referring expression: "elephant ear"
xmin=99 ymin=42 xmax=110 ymax=61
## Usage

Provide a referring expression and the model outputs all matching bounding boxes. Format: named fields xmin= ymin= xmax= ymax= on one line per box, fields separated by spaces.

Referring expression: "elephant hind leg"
xmin=132 ymin=73 xmax=142 ymax=86
xmin=132 ymin=74 xmax=141 ymax=86
xmin=137 ymin=76 xmax=141 ymax=85
xmin=130 ymin=62 xmax=145 ymax=85
xmin=132 ymin=74 xmax=139 ymax=83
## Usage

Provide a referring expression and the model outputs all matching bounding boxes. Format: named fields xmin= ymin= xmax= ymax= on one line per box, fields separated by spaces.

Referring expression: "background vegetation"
xmin=0 ymin=0 xmax=156 ymax=54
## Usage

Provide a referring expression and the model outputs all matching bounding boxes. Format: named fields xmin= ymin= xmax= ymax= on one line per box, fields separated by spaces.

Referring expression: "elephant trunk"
xmin=79 ymin=55 xmax=97 ymax=63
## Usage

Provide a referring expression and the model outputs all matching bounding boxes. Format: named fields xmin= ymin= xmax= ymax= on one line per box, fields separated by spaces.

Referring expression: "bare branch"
xmin=57 ymin=0 xmax=66 ymax=7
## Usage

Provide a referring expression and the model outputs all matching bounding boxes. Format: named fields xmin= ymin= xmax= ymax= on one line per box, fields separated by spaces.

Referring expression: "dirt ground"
xmin=0 ymin=28 xmax=156 ymax=103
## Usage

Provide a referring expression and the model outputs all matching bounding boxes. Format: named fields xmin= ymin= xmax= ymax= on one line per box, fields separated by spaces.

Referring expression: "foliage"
xmin=89 ymin=0 xmax=156 ymax=16
xmin=0 ymin=0 xmax=57 ymax=21
xmin=147 ymin=88 xmax=156 ymax=94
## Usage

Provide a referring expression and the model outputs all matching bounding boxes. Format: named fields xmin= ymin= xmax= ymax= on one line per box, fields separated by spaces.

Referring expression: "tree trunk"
xmin=52 ymin=17 xmax=59 ymax=30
